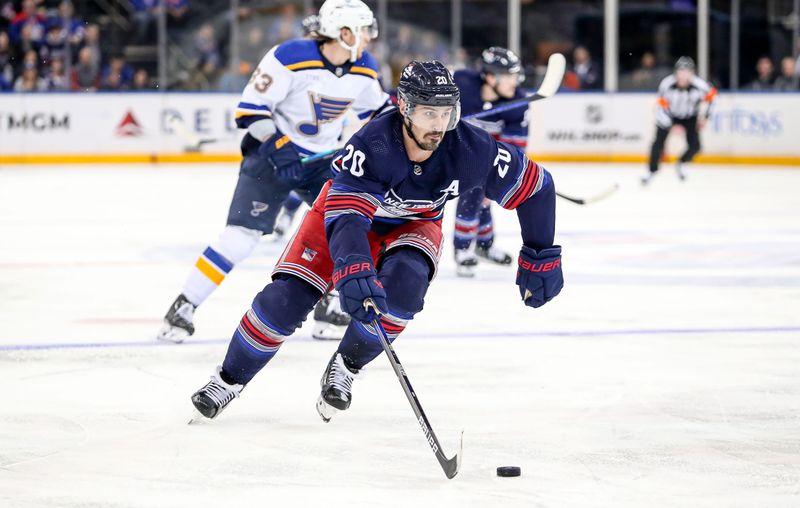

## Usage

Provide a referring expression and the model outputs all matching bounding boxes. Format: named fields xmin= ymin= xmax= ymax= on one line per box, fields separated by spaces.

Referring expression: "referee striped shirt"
xmin=655 ymin=74 xmax=717 ymax=128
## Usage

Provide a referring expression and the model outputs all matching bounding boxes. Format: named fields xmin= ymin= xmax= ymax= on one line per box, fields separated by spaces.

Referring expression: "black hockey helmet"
xmin=397 ymin=60 xmax=461 ymax=131
xmin=481 ymin=46 xmax=523 ymax=81
xmin=674 ymin=56 xmax=696 ymax=72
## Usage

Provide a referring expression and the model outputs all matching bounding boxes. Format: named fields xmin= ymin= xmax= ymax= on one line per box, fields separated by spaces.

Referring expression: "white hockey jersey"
xmin=235 ymin=39 xmax=390 ymax=154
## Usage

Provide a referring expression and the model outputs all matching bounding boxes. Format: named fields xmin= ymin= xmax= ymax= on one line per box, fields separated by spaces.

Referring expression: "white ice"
xmin=1 ymin=162 xmax=799 ymax=507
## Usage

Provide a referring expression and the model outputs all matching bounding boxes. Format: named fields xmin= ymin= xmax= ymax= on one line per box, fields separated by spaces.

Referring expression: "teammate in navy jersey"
xmin=189 ymin=60 xmax=563 ymax=422
xmin=157 ymin=0 xmax=391 ymax=344
xmin=452 ymin=47 xmax=528 ymax=277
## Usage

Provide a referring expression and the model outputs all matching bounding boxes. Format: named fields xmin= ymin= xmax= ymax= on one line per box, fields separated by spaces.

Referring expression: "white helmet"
xmin=317 ymin=0 xmax=377 ymax=62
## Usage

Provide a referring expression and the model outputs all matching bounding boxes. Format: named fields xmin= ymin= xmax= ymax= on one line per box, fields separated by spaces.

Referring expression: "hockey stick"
xmin=555 ymin=183 xmax=620 ymax=206
xmin=365 ymin=299 xmax=463 ymax=479
xmin=168 ymin=115 xmax=219 ymax=153
xmin=467 ymin=52 xmax=567 ymax=121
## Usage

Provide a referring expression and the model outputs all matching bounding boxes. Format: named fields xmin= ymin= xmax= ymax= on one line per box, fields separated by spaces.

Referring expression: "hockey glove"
xmin=258 ymin=132 xmax=304 ymax=183
xmin=516 ymin=245 xmax=563 ymax=308
xmin=332 ymin=255 xmax=388 ymax=323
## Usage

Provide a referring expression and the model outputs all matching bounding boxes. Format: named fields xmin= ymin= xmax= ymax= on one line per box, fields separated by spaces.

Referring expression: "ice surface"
xmin=1 ymin=163 xmax=799 ymax=507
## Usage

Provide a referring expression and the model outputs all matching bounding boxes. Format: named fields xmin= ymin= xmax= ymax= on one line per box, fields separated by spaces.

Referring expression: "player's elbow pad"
xmin=248 ymin=118 xmax=277 ymax=142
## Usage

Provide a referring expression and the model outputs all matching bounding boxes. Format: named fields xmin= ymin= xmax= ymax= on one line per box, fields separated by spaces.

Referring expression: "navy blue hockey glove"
xmin=258 ymin=133 xmax=304 ymax=183
xmin=516 ymin=245 xmax=563 ymax=308
xmin=332 ymin=255 xmax=388 ymax=323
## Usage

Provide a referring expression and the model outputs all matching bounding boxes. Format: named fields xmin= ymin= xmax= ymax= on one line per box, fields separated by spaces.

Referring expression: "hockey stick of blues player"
xmin=364 ymin=298 xmax=463 ymax=479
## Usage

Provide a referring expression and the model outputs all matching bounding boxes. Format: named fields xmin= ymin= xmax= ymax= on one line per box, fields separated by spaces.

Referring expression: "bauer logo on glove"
xmin=515 ymin=245 xmax=563 ymax=308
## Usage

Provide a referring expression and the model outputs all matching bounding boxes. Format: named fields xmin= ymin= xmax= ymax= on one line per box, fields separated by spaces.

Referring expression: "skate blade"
xmin=316 ymin=397 xmax=338 ymax=423
xmin=187 ymin=410 xmax=206 ymax=425
xmin=157 ymin=322 xmax=188 ymax=344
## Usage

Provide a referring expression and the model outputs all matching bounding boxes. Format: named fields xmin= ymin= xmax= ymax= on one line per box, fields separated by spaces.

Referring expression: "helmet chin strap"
xmin=337 ymin=29 xmax=361 ymax=63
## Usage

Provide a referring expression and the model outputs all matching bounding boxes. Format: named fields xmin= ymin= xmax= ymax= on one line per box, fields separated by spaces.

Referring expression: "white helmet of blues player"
xmin=318 ymin=0 xmax=378 ymax=63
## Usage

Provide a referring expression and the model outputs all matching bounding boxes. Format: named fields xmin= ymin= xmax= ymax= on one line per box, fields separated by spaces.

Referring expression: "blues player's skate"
xmin=476 ymin=245 xmax=513 ymax=265
xmin=454 ymin=248 xmax=478 ymax=277
xmin=316 ymin=353 xmax=361 ymax=422
xmin=190 ymin=366 xmax=244 ymax=420
xmin=312 ymin=292 xmax=350 ymax=340
xmin=157 ymin=294 xmax=196 ymax=343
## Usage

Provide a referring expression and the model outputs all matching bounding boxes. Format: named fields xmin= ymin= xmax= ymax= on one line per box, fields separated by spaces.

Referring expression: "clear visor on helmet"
xmin=405 ymin=102 xmax=461 ymax=132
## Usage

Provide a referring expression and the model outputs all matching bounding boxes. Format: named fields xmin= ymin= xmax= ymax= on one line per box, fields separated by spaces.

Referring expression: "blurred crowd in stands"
xmin=1 ymin=0 xmax=798 ymax=93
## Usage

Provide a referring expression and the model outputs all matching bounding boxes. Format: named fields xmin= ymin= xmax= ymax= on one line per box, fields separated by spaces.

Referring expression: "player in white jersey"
xmin=642 ymin=56 xmax=717 ymax=184
xmin=157 ymin=0 xmax=392 ymax=343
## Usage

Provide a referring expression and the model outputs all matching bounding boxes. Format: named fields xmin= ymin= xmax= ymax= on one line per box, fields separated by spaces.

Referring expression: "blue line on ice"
xmin=1 ymin=325 xmax=798 ymax=351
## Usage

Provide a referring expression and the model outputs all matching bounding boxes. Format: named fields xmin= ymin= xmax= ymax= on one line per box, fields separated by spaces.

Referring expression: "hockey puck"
xmin=496 ymin=466 xmax=521 ymax=477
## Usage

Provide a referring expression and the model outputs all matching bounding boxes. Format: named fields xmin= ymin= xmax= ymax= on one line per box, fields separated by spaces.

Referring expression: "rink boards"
xmin=0 ymin=92 xmax=799 ymax=165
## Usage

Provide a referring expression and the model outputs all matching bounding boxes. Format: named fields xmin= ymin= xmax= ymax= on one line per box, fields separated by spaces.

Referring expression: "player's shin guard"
xmin=337 ymin=249 xmax=430 ymax=369
xmin=220 ymin=276 xmax=320 ymax=386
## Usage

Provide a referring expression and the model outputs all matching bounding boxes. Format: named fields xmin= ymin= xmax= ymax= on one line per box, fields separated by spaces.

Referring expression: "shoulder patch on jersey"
xmin=274 ymin=39 xmax=324 ymax=71
xmin=350 ymin=51 xmax=379 ymax=79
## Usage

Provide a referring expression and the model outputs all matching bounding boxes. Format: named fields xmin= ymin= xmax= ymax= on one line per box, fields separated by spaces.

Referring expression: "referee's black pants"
xmin=648 ymin=116 xmax=701 ymax=173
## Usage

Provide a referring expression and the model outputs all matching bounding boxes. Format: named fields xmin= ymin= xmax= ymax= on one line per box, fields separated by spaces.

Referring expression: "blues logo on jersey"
xmin=298 ymin=93 xmax=354 ymax=136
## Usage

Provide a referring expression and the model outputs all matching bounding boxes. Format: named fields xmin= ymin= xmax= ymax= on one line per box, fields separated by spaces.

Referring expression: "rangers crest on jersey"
xmin=298 ymin=93 xmax=354 ymax=136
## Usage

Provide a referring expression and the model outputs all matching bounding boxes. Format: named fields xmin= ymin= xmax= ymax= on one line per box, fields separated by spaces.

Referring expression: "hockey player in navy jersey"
xmin=452 ymin=47 xmax=528 ymax=277
xmin=189 ymin=60 xmax=563 ymax=422
xmin=157 ymin=0 xmax=392 ymax=343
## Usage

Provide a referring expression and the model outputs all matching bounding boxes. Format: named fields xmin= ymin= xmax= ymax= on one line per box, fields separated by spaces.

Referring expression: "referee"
xmin=642 ymin=57 xmax=717 ymax=184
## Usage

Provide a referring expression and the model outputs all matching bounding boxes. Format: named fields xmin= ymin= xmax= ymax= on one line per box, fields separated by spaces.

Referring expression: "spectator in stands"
xmin=747 ymin=56 xmax=774 ymax=90
xmin=1 ymin=2 xmax=16 ymax=31
xmin=239 ymin=26 xmax=265 ymax=71
xmin=45 ymin=55 xmax=68 ymax=90
xmin=82 ymin=23 xmax=101 ymax=69
xmin=166 ymin=0 xmax=189 ymax=26
xmin=131 ymin=67 xmax=152 ymax=90
xmin=100 ymin=54 xmax=134 ymax=90
xmin=572 ymin=45 xmax=601 ymax=90
xmin=265 ymin=3 xmax=302 ymax=47
xmin=621 ymin=51 xmax=669 ymax=91
xmin=193 ymin=23 xmax=220 ymax=69
xmin=9 ymin=0 xmax=47 ymax=46
xmin=130 ymin=0 xmax=158 ymax=44
xmin=773 ymin=56 xmax=798 ymax=92
xmin=71 ymin=46 xmax=98 ymax=90
xmin=18 ymin=48 xmax=38 ymax=73
xmin=43 ymin=23 xmax=66 ymax=62
xmin=50 ymin=0 xmax=85 ymax=47
xmin=217 ymin=60 xmax=252 ymax=92
xmin=0 ymin=31 xmax=14 ymax=90
xmin=17 ymin=22 xmax=43 ymax=55
xmin=13 ymin=63 xmax=46 ymax=91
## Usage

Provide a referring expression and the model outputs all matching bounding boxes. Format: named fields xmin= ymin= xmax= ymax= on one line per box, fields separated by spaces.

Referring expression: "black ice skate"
xmin=157 ymin=294 xmax=196 ymax=343
xmin=316 ymin=353 xmax=361 ymax=422
xmin=312 ymin=292 xmax=350 ymax=340
xmin=454 ymin=248 xmax=478 ymax=278
xmin=190 ymin=366 xmax=244 ymax=420
xmin=476 ymin=245 xmax=513 ymax=265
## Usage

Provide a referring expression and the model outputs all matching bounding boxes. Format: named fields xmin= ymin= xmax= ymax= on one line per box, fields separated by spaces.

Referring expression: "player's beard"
xmin=404 ymin=117 xmax=444 ymax=151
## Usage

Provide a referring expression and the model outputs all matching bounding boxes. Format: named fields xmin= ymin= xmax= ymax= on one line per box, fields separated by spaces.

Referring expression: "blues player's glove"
xmin=332 ymin=255 xmax=388 ymax=323
xmin=516 ymin=245 xmax=563 ymax=308
xmin=258 ymin=132 xmax=304 ymax=183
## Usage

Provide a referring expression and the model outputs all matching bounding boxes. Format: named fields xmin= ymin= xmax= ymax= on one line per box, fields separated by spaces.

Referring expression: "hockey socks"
xmin=221 ymin=276 xmax=320 ymax=385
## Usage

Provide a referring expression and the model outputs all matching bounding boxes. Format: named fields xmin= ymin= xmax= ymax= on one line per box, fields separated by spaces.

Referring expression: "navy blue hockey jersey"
xmin=454 ymin=69 xmax=528 ymax=146
xmin=325 ymin=111 xmax=555 ymax=263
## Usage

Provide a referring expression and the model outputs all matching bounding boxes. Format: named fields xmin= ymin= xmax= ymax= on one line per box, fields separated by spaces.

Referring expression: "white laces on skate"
xmin=202 ymin=370 xmax=242 ymax=408
xmin=328 ymin=354 xmax=358 ymax=396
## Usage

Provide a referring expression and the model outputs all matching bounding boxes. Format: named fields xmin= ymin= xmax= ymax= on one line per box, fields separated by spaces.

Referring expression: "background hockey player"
xmin=158 ymin=0 xmax=391 ymax=343
xmin=452 ymin=46 xmax=527 ymax=277
xmin=188 ymin=60 xmax=563 ymax=423
xmin=642 ymin=56 xmax=717 ymax=185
